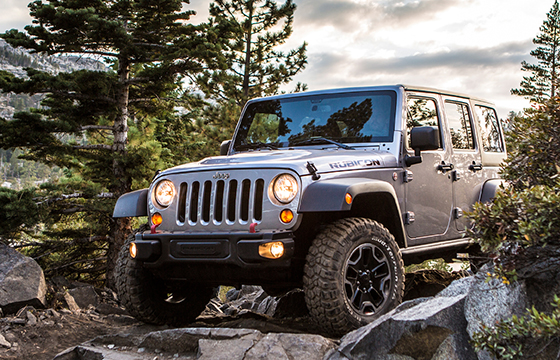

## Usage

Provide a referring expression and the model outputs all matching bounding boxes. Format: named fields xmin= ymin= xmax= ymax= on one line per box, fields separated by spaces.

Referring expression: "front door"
xmin=404 ymin=94 xmax=454 ymax=242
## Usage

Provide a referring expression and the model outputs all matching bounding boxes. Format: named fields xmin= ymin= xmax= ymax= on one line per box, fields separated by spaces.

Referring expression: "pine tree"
xmin=195 ymin=0 xmax=307 ymax=108
xmin=0 ymin=0 xmax=226 ymax=287
xmin=512 ymin=0 xmax=560 ymax=104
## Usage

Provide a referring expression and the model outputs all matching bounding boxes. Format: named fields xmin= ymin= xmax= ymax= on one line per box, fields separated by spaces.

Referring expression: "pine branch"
xmin=34 ymin=192 xmax=115 ymax=205
xmin=73 ymin=144 xmax=112 ymax=150
xmin=46 ymin=256 xmax=107 ymax=272
xmin=79 ymin=125 xmax=113 ymax=131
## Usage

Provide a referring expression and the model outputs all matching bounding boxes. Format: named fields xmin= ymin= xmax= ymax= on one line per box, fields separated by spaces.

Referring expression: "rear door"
xmin=442 ymin=98 xmax=483 ymax=232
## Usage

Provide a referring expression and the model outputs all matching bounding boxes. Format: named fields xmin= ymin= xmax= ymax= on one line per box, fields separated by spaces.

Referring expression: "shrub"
xmin=469 ymin=184 xmax=560 ymax=254
xmin=502 ymin=103 xmax=560 ymax=190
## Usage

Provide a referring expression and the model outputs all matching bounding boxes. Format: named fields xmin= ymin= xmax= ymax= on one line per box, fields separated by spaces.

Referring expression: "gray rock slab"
xmin=464 ymin=270 xmax=528 ymax=337
xmin=54 ymin=344 xmax=195 ymax=360
xmin=245 ymin=333 xmax=335 ymax=360
xmin=464 ymin=266 xmax=529 ymax=360
xmin=68 ymin=285 xmax=99 ymax=309
xmin=198 ymin=338 xmax=258 ymax=360
xmin=55 ymin=327 xmax=335 ymax=360
xmin=0 ymin=243 xmax=47 ymax=313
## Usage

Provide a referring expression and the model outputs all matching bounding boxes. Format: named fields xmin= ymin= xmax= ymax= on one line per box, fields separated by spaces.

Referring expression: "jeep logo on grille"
xmin=212 ymin=172 xmax=230 ymax=180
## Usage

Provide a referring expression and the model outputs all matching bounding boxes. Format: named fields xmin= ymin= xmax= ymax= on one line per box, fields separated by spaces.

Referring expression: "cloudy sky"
xmin=0 ymin=0 xmax=556 ymax=116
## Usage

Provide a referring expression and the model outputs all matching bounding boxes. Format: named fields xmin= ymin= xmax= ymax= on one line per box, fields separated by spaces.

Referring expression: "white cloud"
xmin=0 ymin=0 xmax=32 ymax=32
xmin=0 ymin=0 xmax=554 ymax=116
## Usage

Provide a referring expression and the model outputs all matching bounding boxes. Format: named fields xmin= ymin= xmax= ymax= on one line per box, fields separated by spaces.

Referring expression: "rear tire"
xmin=303 ymin=218 xmax=405 ymax=336
xmin=115 ymin=225 xmax=212 ymax=325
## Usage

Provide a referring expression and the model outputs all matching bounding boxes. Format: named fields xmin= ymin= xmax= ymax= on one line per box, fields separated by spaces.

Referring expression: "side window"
xmin=444 ymin=101 xmax=475 ymax=150
xmin=406 ymin=97 xmax=441 ymax=149
xmin=475 ymin=105 xmax=504 ymax=153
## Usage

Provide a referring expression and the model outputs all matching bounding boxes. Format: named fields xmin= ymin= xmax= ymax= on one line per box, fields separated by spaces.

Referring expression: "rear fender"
xmin=479 ymin=179 xmax=505 ymax=203
xmin=113 ymin=189 xmax=148 ymax=218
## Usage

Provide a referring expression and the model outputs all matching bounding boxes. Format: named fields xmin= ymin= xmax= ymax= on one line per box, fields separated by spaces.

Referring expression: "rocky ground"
xmin=0 ymin=270 xmax=466 ymax=360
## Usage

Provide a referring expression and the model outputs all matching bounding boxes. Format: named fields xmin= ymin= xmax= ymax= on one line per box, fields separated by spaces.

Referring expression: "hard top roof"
xmin=245 ymin=84 xmax=495 ymax=106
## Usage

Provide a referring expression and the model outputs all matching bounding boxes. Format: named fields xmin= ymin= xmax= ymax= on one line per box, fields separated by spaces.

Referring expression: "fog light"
xmin=259 ymin=241 xmax=285 ymax=259
xmin=129 ymin=243 xmax=137 ymax=259
xmin=280 ymin=209 xmax=294 ymax=223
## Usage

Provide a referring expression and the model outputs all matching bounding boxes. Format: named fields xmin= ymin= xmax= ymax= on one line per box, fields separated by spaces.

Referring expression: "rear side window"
xmin=445 ymin=101 xmax=475 ymax=150
xmin=406 ymin=97 xmax=441 ymax=149
xmin=475 ymin=105 xmax=504 ymax=153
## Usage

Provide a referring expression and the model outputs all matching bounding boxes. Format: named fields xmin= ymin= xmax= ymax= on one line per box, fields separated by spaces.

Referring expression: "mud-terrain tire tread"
xmin=115 ymin=225 xmax=211 ymax=325
xmin=303 ymin=217 xmax=405 ymax=336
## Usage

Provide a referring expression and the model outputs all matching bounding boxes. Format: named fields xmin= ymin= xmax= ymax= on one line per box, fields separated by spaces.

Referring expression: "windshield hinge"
xmin=306 ymin=161 xmax=321 ymax=180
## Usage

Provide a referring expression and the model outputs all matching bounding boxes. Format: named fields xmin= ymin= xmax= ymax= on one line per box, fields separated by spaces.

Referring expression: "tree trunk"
xmin=242 ymin=2 xmax=254 ymax=107
xmin=106 ymin=55 xmax=133 ymax=290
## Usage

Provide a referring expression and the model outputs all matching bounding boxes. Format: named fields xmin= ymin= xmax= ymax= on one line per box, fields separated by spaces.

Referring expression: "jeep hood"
xmin=157 ymin=149 xmax=398 ymax=178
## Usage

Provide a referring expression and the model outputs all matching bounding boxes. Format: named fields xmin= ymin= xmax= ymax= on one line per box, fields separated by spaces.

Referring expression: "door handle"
xmin=468 ymin=161 xmax=483 ymax=172
xmin=437 ymin=161 xmax=454 ymax=173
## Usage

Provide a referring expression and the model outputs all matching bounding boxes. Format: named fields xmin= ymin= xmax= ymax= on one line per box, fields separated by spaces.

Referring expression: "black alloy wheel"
xmin=303 ymin=217 xmax=405 ymax=336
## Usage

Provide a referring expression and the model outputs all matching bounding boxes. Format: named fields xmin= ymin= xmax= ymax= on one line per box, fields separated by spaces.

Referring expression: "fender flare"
xmin=299 ymin=177 xmax=401 ymax=213
xmin=113 ymin=189 xmax=148 ymax=218
xmin=298 ymin=177 xmax=407 ymax=247
xmin=479 ymin=179 xmax=505 ymax=203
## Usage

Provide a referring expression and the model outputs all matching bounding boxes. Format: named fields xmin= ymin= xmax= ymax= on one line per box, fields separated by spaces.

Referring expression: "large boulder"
xmin=464 ymin=265 xmax=528 ymax=337
xmin=464 ymin=265 xmax=530 ymax=360
xmin=329 ymin=276 xmax=477 ymax=360
xmin=0 ymin=243 xmax=47 ymax=313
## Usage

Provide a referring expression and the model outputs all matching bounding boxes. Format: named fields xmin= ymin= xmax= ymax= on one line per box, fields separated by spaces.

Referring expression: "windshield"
xmin=233 ymin=90 xmax=397 ymax=151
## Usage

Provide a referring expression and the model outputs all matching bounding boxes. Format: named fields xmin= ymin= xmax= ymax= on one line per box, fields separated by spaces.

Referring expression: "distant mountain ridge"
xmin=0 ymin=38 xmax=108 ymax=119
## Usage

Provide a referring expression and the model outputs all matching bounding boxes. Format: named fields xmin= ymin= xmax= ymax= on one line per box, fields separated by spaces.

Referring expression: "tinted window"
xmin=475 ymin=105 xmax=504 ymax=152
xmin=445 ymin=101 xmax=475 ymax=150
xmin=234 ymin=91 xmax=397 ymax=149
xmin=406 ymin=97 xmax=441 ymax=148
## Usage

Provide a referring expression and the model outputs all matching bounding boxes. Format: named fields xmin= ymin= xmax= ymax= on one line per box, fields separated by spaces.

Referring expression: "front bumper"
xmin=132 ymin=230 xmax=295 ymax=269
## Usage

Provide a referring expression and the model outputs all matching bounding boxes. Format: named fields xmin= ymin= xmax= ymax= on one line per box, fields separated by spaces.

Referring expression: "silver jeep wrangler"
xmin=113 ymin=84 xmax=506 ymax=336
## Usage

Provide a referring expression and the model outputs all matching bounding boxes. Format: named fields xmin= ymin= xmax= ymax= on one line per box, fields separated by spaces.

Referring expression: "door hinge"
xmin=405 ymin=211 xmax=415 ymax=224
xmin=454 ymin=207 xmax=463 ymax=219
xmin=451 ymin=170 xmax=460 ymax=182
xmin=404 ymin=170 xmax=413 ymax=183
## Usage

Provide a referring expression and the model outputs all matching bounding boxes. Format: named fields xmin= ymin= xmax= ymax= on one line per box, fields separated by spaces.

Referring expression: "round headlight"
xmin=273 ymin=174 xmax=298 ymax=204
xmin=155 ymin=180 xmax=175 ymax=207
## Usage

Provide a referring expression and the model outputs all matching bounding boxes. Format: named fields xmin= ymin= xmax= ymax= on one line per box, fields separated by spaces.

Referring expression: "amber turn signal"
xmin=151 ymin=213 xmax=163 ymax=226
xmin=345 ymin=193 xmax=353 ymax=205
xmin=259 ymin=241 xmax=285 ymax=259
xmin=280 ymin=209 xmax=294 ymax=224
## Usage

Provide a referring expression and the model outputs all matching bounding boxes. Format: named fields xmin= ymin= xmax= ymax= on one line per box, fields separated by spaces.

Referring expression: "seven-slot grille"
xmin=176 ymin=177 xmax=265 ymax=226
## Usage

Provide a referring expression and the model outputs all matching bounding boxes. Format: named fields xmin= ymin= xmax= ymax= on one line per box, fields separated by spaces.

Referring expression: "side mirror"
xmin=220 ymin=140 xmax=232 ymax=156
xmin=406 ymin=126 xmax=440 ymax=166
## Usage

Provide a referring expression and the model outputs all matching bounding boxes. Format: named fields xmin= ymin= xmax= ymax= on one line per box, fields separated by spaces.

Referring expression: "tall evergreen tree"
xmin=195 ymin=0 xmax=308 ymax=108
xmin=0 ymin=0 xmax=225 ymax=287
xmin=512 ymin=0 xmax=560 ymax=104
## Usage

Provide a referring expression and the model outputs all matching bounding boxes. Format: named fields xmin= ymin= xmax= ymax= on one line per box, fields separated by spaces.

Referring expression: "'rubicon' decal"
xmin=328 ymin=159 xmax=381 ymax=169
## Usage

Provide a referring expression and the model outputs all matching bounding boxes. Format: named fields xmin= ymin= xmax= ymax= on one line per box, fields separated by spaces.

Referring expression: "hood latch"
xmin=306 ymin=161 xmax=320 ymax=180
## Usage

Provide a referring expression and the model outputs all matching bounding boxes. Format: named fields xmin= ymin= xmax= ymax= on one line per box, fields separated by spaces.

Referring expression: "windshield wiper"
xmin=235 ymin=142 xmax=279 ymax=151
xmin=290 ymin=137 xmax=355 ymax=150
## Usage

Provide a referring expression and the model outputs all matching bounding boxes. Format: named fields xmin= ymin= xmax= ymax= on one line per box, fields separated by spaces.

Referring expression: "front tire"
xmin=115 ymin=225 xmax=212 ymax=326
xmin=303 ymin=218 xmax=405 ymax=336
